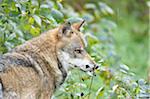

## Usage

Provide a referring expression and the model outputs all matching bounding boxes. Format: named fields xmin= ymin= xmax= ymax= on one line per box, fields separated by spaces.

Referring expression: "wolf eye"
xmin=75 ymin=49 xmax=82 ymax=54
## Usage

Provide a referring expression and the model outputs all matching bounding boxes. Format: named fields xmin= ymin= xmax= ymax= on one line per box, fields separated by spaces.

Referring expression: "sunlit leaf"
xmin=46 ymin=15 xmax=58 ymax=26
xmin=28 ymin=17 xmax=34 ymax=24
xmin=96 ymin=86 xmax=105 ymax=98
xmin=57 ymin=2 xmax=63 ymax=10
xmin=112 ymin=84 xmax=119 ymax=92
xmin=82 ymin=13 xmax=94 ymax=22
xmin=67 ymin=17 xmax=83 ymax=24
xmin=7 ymin=33 xmax=16 ymax=40
xmin=120 ymin=69 xmax=128 ymax=74
xmin=20 ymin=0 xmax=29 ymax=3
xmin=98 ymin=2 xmax=114 ymax=15
xmin=51 ymin=9 xmax=64 ymax=22
xmin=137 ymin=93 xmax=150 ymax=98
xmin=33 ymin=15 xmax=42 ymax=27
xmin=120 ymin=64 xmax=129 ymax=71
xmin=132 ymin=82 xmax=138 ymax=89
xmin=15 ymin=3 xmax=21 ymax=10
xmin=30 ymin=26 xmax=40 ymax=37
xmin=4 ymin=41 xmax=14 ymax=51
xmin=84 ymin=3 xmax=96 ymax=10
xmin=138 ymin=79 xmax=145 ymax=86
xmin=18 ymin=37 xmax=25 ymax=43
xmin=40 ymin=4 xmax=49 ymax=9
xmin=147 ymin=1 xmax=150 ymax=7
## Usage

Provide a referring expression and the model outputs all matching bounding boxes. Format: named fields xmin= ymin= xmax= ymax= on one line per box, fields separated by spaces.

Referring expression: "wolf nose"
xmin=86 ymin=65 xmax=90 ymax=68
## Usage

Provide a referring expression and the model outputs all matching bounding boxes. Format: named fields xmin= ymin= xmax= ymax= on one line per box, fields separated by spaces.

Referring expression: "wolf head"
xmin=57 ymin=21 xmax=99 ymax=73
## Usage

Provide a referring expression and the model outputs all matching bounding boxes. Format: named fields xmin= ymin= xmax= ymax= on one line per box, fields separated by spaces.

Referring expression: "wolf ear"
xmin=72 ymin=20 xmax=85 ymax=31
xmin=58 ymin=21 xmax=71 ymax=37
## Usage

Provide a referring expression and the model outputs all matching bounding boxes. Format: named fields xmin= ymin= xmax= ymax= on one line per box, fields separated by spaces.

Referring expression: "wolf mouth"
xmin=68 ymin=63 xmax=93 ymax=72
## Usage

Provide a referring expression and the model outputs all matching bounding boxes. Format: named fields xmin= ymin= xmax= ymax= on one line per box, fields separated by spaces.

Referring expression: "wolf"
xmin=0 ymin=21 xmax=98 ymax=99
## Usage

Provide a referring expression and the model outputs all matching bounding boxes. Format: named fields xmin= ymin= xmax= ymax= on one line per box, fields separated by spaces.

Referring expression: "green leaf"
xmin=96 ymin=86 xmax=105 ymax=98
xmin=32 ymin=15 xmax=42 ymax=27
xmin=112 ymin=84 xmax=119 ymax=92
xmin=46 ymin=15 xmax=58 ymax=26
xmin=40 ymin=4 xmax=49 ymax=9
xmin=57 ymin=2 xmax=63 ymax=10
xmin=28 ymin=17 xmax=34 ymax=24
xmin=82 ymin=13 xmax=94 ymax=22
xmin=147 ymin=1 xmax=150 ymax=7
xmin=51 ymin=9 xmax=64 ymax=22
xmin=7 ymin=33 xmax=16 ymax=40
xmin=120 ymin=69 xmax=128 ymax=74
xmin=4 ymin=41 xmax=14 ymax=51
xmin=30 ymin=26 xmax=40 ymax=37
xmin=120 ymin=64 xmax=129 ymax=71
xmin=98 ymin=2 xmax=114 ymax=15
xmin=84 ymin=3 xmax=96 ymax=10
xmin=138 ymin=79 xmax=145 ymax=85
xmin=67 ymin=17 xmax=83 ymax=24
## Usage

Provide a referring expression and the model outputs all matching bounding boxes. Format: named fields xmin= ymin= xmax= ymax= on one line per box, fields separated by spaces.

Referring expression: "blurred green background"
xmin=66 ymin=0 xmax=148 ymax=79
xmin=0 ymin=0 xmax=149 ymax=98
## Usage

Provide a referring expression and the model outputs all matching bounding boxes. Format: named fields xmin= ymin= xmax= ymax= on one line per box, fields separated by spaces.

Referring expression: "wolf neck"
xmin=57 ymin=58 xmax=67 ymax=85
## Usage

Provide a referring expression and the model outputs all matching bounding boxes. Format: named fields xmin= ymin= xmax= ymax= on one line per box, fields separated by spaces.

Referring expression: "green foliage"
xmin=0 ymin=0 xmax=149 ymax=99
